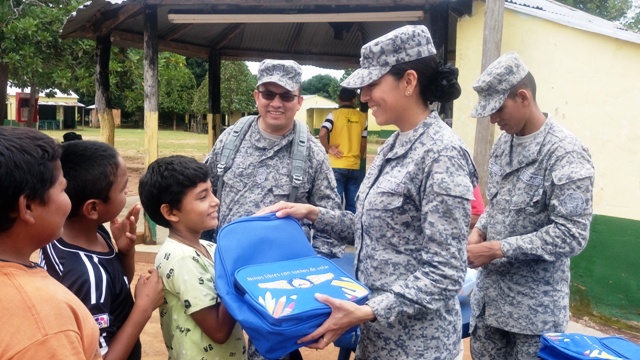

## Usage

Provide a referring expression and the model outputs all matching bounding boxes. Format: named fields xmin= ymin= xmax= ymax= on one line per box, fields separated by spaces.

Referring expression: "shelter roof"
xmin=60 ymin=0 xmax=472 ymax=69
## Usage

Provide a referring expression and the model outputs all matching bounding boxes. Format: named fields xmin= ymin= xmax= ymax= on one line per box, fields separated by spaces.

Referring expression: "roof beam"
xmin=62 ymin=3 xmax=144 ymax=39
xmin=287 ymin=24 xmax=306 ymax=54
xmin=208 ymin=24 xmax=244 ymax=49
xmin=150 ymin=0 xmax=430 ymax=6
xmin=98 ymin=3 xmax=145 ymax=36
xmin=162 ymin=24 xmax=195 ymax=41
xmin=112 ymin=31 xmax=210 ymax=58
xmin=220 ymin=49 xmax=359 ymax=67
xmin=168 ymin=11 xmax=425 ymax=24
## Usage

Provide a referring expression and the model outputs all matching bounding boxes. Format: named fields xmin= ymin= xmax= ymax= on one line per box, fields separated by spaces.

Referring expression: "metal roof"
xmin=7 ymin=86 xmax=79 ymax=98
xmin=506 ymin=0 xmax=640 ymax=45
xmin=39 ymin=101 xmax=86 ymax=107
xmin=60 ymin=0 xmax=471 ymax=69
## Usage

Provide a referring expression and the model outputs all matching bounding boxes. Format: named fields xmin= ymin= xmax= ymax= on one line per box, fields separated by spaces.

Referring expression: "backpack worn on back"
xmin=538 ymin=333 xmax=640 ymax=359
xmin=216 ymin=115 xmax=308 ymax=205
xmin=202 ymin=116 xmax=308 ymax=242
xmin=214 ymin=214 xmax=369 ymax=360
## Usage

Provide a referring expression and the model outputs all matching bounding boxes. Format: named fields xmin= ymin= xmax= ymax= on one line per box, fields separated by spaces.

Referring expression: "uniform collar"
xmin=501 ymin=114 xmax=552 ymax=173
xmin=249 ymin=117 xmax=296 ymax=151
xmin=379 ymin=112 xmax=440 ymax=160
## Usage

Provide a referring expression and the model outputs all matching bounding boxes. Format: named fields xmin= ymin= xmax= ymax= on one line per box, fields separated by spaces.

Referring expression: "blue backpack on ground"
xmin=538 ymin=332 xmax=640 ymax=359
xmin=214 ymin=214 xmax=369 ymax=360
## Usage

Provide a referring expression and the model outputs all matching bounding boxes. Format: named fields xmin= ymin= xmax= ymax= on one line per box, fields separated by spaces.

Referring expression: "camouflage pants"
xmin=247 ymin=340 xmax=302 ymax=360
xmin=470 ymin=312 xmax=540 ymax=360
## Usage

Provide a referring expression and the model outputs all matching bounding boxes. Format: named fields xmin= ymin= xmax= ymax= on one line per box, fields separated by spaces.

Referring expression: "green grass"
xmin=42 ymin=127 xmax=385 ymax=168
xmin=366 ymin=133 xmax=382 ymax=155
xmin=42 ymin=128 xmax=211 ymax=162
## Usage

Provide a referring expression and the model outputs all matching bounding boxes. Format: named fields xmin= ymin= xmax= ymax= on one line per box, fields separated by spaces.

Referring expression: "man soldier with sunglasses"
xmin=204 ymin=59 xmax=345 ymax=360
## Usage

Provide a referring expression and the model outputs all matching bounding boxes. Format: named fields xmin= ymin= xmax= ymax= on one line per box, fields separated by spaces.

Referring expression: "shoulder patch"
xmin=561 ymin=192 xmax=585 ymax=216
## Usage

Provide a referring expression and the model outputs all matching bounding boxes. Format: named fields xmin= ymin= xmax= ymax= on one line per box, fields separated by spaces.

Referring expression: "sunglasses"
xmin=257 ymin=90 xmax=300 ymax=103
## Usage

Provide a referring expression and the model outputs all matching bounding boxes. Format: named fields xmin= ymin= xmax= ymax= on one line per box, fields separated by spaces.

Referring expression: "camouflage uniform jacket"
xmin=204 ymin=118 xmax=345 ymax=258
xmin=315 ymin=113 xmax=477 ymax=359
xmin=472 ymin=116 xmax=594 ymax=335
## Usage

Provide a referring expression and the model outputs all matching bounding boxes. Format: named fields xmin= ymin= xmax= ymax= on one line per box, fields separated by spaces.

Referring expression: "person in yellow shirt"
xmin=319 ymin=88 xmax=367 ymax=213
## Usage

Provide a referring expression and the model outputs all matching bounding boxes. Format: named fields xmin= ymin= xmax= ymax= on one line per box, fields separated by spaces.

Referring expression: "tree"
xmin=301 ymin=74 xmax=339 ymax=99
xmin=220 ymin=61 xmax=256 ymax=117
xmin=111 ymin=48 xmax=145 ymax=120
xmin=186 ymin=57 xmax=208 ymax=87
xmin=326 ymin=68 xmax=355 ymax=101
xmin=556 ymin=0 xmax=640 ymax=31
xmin=1 ymin=0 xmax=94 ymax=127
xmin=159 ymin=53 xmax=196 ymax=130
xmin=192 ymin=61 xmax=256 ymax=124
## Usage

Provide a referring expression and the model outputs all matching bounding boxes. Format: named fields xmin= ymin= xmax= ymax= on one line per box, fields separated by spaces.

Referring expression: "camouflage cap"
xmin=470 ymin=51 xmax=529 ymax=118
xmin=341 ymin=25 xmax=436 ymax=89
xmin=256 ymin=59 xmax=303 ymax=91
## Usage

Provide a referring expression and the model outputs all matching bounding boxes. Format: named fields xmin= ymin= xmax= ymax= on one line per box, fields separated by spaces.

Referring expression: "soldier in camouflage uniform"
xmin=258 ymin=25 xmax=477 ymax=359
xmin=467 ymin=52 xmax=595 ymax=359
xmin=204 ymin=59 xmax=344 ymax=360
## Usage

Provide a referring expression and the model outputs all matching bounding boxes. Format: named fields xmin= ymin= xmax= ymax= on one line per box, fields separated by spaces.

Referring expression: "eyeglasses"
xmin=257 ymin=90 xmax=300 ymax=103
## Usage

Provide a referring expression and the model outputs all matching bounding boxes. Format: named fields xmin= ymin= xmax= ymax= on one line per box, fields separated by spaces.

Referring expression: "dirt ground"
xmin=123 ymin=153 xmax=378 ymax=198
xmin=124 ymin=155 xmax=145 ymax=196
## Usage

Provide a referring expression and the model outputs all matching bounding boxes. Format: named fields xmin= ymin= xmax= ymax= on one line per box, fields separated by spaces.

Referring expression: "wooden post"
xmin=208 ymin=51 xmax=222 ymax=149
xmin=473 ymin=0 xmax=504 ymax=202
xmin=143 ymin=4 xmax=159 ymax=244
xmin=0 ymin=62 xmax=8 ymax=125
xmin=95 ymin=35 xmax=116 ymax=145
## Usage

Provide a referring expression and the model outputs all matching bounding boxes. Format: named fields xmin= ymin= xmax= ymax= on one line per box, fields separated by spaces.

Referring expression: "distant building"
xmin=5 ymin=86 xmax=85 ymax=129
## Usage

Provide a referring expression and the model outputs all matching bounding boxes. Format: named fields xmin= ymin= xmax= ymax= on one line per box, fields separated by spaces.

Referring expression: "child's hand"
xmin=134 ymin=269 xmax=164 ymax=314
xmin=111 ymin=203 xmax=141 ymax=256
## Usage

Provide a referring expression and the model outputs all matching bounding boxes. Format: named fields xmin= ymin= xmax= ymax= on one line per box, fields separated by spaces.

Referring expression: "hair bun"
xmin=431 ymin=62 xmax=461 ymax=103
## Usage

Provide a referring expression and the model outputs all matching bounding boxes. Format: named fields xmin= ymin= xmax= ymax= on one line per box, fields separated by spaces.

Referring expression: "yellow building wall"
xmin=366 ymin=109 xmax=397 ymax=137
xmin=453 ymin=1 xmax=640 ymax=220
xmin=305 ymin=108 xmax=334 ymax=134
xmin=296 ymin=95 xmax=337 ymax=122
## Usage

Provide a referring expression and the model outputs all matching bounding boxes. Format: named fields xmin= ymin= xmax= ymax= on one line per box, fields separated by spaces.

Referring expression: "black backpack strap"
xmin=289 ymin=121 xmax=308 ymax=202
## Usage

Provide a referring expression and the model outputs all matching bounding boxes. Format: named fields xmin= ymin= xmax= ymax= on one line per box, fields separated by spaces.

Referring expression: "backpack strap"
xmin=216 ymin=115 xmax=256 ymax=206
xmin=216 ymin=116 xmax=307 ymax=205
xmin=289 ymin=121 xmax=308 ymax=202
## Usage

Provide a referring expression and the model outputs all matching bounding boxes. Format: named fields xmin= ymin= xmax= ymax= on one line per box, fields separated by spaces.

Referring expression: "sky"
xmin=245 ymin=61 xmax=344 ymax=81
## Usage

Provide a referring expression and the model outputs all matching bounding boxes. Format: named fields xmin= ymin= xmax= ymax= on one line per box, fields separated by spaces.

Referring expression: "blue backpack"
xmin=214 ymin=214 xmax=369 ymax=360
xmin=538 ymin=332 xmax=640 ymax=359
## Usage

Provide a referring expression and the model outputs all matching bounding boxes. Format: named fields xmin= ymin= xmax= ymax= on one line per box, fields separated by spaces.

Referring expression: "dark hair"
xmin=338 ymin=88 xmax=357 ymax=103
xmin=388 ymin=55 xmax=461 ymax=105
xmin=0 ymin=127 xmax=61 ymax=232
xmin=60 ymin=141 xmax=121 ymax=218
xmin=508 ymin=72 xmax=537 ymax=101
xmin=138 ymin=155 xmax=210 ymax=228
xmin=62 ymin=131 xmax=83 ymax=143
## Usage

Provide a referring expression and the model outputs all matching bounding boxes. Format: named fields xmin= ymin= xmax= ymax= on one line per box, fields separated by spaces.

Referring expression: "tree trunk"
xmin=143 ymin=4 xmax=159 ymax=245
xmin=26 ymin=83 xmax=38 ymax=128
xmin=96 ymin=34 xmax=115 ymax=145
xmin=0 ymin=62 xmax=8 ymax=125
xmin=208 ymin=51 xmax=221 ymax=147
xmin=172 ymin=113 xmax=177 ymax=131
